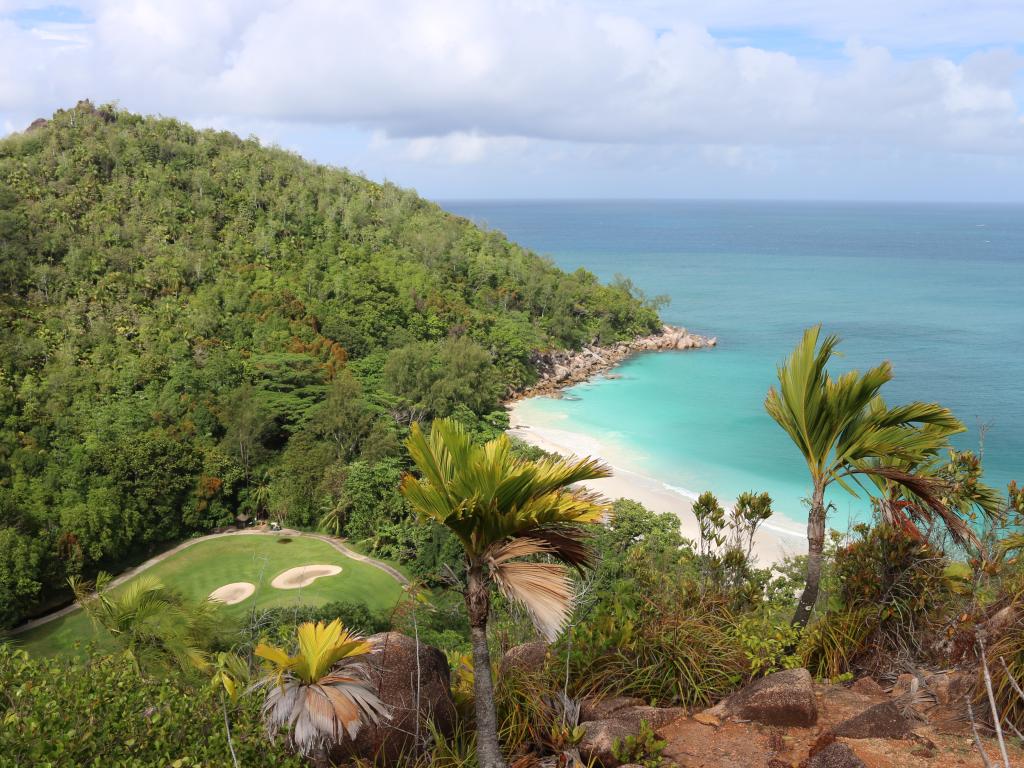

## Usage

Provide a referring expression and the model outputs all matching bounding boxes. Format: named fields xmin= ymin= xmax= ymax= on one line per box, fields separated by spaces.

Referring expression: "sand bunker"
xmin=208 ymin=582 xmax=256 ymax=605
xmin=271 ymin=564 xmax=342 ymax=589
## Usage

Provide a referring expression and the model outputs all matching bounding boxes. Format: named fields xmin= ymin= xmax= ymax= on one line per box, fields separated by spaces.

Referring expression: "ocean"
xmin=445 ymin=200 xmax=1024 ymax=532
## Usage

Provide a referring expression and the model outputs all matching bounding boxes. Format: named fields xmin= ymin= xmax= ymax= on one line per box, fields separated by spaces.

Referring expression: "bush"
xmin=564 ymin=601 xmax=747 ymax=707
xmin=802 ymin=523 xmax=956 ymax=678
xmin=0 ymin=645 xmax=302 ymax=768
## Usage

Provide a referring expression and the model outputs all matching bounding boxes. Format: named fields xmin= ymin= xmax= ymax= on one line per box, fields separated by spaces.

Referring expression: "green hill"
xmin=0 ymin=101 xmax=661 ymax=628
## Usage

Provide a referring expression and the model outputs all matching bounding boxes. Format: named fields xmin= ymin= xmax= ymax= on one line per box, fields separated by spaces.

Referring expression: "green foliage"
xmin=612 ymin=720 xmax=670 ymax=768
xmin=801 ymin=523 xmax=954 ymax=678
xmin=566 ymin=601 xmax=746 ymax=707
xmin=0 ymin=102 xmax=657 ymax=628
xmin=987 ymin=598 xmax=1024 ymax=733
xmin=733 ymin=613 xmax=802 ymax=676
xmin=0 ymin=645 xmax=302 ymax=768
xmin=800 ymin=605 xmax=876 ymax=680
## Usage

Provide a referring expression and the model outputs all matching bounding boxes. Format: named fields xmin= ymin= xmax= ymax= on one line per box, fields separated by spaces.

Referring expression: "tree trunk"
xmin=311 ymin=745 xmax=331 ymax=768
xmin=466 ymin=563 xmax=506 ymax=768
xmin=791 ymin=483 xmax=826 ymax=630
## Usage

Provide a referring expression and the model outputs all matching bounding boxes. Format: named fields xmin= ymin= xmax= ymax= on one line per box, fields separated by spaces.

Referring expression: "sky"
xmin=1 ymin=1 xmax=1023 ymax=202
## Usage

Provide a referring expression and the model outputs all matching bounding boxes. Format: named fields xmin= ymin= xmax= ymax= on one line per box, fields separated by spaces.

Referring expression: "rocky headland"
xmin=510 ymin=324 xmax=717 ymax=400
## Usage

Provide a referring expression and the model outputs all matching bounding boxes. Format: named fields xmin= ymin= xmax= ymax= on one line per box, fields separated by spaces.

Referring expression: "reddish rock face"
xmin=709 ymin=668 xmax=818 ymax=727
xmin=832 ymin=701 xmax=913 ymax=740
xmin=333 ymin=632 xmax=456 ymax=766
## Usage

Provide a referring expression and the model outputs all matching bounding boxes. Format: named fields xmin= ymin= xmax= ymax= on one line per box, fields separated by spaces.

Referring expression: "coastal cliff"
xmin=511 ymin=324 xmax=717 ymax=400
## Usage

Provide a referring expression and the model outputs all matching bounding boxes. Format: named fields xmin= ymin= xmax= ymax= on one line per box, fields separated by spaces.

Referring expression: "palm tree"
xmin=69 ymin=573 xmax=216 ymax=674
xmin=866 ymin=444 xmax=1002 ymax=545
xmin=765 ymin=326 xmax=967 ymax=629
xmin=400 ymin=418 xmax=610 ymax=768
xmin=253 ymin=619 xmax=389 ymax=767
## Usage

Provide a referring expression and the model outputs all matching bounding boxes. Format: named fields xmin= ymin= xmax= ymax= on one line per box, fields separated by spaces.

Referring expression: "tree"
xmin=69 ymin=573 xmax=216 ymax=675
xmin=765 ymin=326 xmax=966 ymax=629
xmin=221 ymin=383 xmax=271 ymax=486
xmin=253 ymin=620 xmax=389 ymax=767
xmin=400 ymin=418 xmax=610 ymax=768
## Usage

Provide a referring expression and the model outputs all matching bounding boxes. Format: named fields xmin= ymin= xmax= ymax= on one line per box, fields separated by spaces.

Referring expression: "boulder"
xmin=706 ymin=668 xmax=818 ymax=727
xmin=807 ymin=743 xmax=867 ymax=768
xmin=924 ymin=670 xmax=974 ymax=706
xmin=579 ymin=718 xmax=637 ymax=767
xmin=334 ymin=632 xmax=456 ymax=765
xmin=850 ymin=676 xmax=886 ymax=698
xmin=923 ymin=669 xmax=976 ymax=733
xmin=499 ymin=641 xmax=548 ymax=676
xmin=580 ymin=696 xmax=647 ymax=722
xmin=832 ymin=701 xmax=913 ymax=739
xmin=577 ymin=704 xmax=683 ymax=767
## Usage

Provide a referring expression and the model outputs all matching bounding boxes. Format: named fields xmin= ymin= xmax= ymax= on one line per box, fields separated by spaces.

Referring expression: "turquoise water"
xmin=445 ymin=201 xmax=1024 ymax=529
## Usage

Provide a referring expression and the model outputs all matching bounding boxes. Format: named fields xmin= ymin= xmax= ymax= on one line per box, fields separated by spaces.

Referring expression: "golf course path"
xmin=9 ymin=529 xmax=408 ymax=636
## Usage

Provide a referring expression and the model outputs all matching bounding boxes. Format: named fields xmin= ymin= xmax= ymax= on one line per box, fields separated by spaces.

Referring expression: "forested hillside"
xmin=0 ymin=102 xmax=661 ymax=628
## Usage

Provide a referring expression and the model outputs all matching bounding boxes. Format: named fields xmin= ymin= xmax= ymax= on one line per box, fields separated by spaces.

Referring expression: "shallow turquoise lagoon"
xmin=447 ymin=200 xmax=1024 ymax=530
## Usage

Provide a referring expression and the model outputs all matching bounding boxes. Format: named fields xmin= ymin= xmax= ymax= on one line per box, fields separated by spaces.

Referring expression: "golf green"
xmin=13 ymin=534 xmax=404 ymax=657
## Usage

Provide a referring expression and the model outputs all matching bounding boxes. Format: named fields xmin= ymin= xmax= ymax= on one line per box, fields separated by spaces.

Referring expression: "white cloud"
xmin=0 ymin=0 xmax=1019 ymax=158
xmin=0 ymin=1 xmax=1022 ymax=200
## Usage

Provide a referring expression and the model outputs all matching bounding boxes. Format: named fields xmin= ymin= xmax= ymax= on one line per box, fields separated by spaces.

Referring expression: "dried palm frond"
xmin=487 ymin=537 xmax=574 ymax=641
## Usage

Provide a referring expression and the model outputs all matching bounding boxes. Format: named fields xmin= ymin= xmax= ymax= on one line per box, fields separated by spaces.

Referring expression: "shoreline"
xmin=507 ymin=399 xmax=806 ymax=566
xmin=508 ymin=324 xmax=717 ymax=401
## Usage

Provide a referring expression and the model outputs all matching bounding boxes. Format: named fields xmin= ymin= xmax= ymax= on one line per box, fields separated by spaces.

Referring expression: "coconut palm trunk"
xmin=400 ymin=418 xmax=610 ymax=768
xmin=792 ymin=484 xmax=826 ymax=629
xmin=766 ymin=326 xmax=972 ymax=631
xmin=466 ymin=563 xmax=505 ymax=768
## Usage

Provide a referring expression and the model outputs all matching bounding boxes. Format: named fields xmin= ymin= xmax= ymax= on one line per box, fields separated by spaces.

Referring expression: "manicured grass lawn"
xmin=14 ymin=534 xmax=404 ymax=657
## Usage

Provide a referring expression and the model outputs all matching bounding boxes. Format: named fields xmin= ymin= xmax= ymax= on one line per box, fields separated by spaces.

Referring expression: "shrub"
xmin=612 ymin=720 xmax=669 ymax=768
xmin=803 ymin=523 xmax=955 ymax=678
xmin=0 ymin=645 xmax=302 ymax=767
xmin=565 ymin=601 xmax=747 ymax=707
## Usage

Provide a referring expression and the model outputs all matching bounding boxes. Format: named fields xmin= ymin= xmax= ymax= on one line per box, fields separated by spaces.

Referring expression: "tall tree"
xmin=400 ymin=418 xmax=610 ymax=768
xmin=765 ymin=326 xmax=966 ymax=629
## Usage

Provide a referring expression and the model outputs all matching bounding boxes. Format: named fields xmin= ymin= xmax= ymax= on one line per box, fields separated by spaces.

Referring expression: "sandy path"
xmin=270 ymin=564 xmax=342 ymax=589
xmin=10 ymin=529 xmax=408 ymax=636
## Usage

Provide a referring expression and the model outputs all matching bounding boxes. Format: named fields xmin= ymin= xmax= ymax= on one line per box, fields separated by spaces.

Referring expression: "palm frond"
xmin=401 ymin=418 xmax=610 ymax=557
xmin=254 ymin=620 xmax=389 ymax=755
xmin=486 ymin=537 xmax=575 ymax=641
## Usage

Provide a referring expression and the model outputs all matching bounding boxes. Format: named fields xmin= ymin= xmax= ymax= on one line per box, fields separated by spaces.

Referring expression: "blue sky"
xmin=1 ymin=1 xmax=1023 ymax=202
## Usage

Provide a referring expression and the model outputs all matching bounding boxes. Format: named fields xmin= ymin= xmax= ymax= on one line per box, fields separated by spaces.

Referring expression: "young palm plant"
xmin=865 ymin=444 xmax=1002 ymax=545
xmin=69 ymin=573 xmax=215 ymax=674
xmin=400 ymin=418 xmax=611 ymax=768
xmin=253 ymin=619 xmax=389 ymax=767
xmin=765 ymin=326 xmax=967 ymax=629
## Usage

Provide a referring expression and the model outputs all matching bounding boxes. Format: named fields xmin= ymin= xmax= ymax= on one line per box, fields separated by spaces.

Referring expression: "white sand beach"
xmin=507 ymin=400 xmax=806 ymax=565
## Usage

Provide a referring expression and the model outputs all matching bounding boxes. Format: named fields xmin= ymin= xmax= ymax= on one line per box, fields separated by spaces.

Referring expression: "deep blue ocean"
xmin=445 ymin=200 xmax=1024 ymax=530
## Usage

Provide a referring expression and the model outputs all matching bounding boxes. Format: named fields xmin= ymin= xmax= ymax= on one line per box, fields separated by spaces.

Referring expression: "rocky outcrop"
xmin=334 ymin=632 xmax=456 ymax=765
xmin=511 ymin=324 xmax=716 ymax=399
xmin=705 ymin=668 xmax=818 ymax=727
xmin=832 ymin=701 xmax=913 ymax=739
